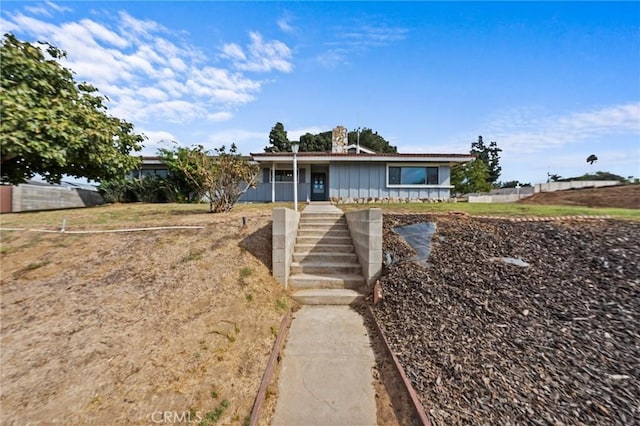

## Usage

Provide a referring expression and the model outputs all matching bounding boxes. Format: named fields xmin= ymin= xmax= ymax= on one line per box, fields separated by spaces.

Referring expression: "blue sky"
xmin=2 ymin=1 xmax=639 ymax=184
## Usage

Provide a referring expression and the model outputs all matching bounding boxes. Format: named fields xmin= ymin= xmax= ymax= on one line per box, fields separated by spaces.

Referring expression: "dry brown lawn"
xmin=0 ymin=203 xmax=293 ymax=425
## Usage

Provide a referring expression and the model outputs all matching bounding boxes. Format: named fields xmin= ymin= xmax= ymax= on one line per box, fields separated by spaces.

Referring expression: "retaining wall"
xmin=272 ymin=207 xmax=300 ymax=288
xmin=469 ymin=194 xmax=526 ymax=203
xmin=9 ymin=184 xmax=104 ymax=212
xmin=534 ymin=181 xmax=620 ymax=193
xmin=345 ymin=208 xmax=383 ymax=286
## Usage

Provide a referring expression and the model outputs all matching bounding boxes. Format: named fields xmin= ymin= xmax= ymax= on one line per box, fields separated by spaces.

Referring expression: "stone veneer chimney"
xmin=331 ymin=126 xmax=348 ymax=153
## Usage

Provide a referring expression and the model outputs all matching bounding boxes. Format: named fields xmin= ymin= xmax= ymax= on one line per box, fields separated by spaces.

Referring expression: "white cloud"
xmin=25 ymin=1 xmax=71 ymax=16
xmin=223 ymin=31 xmax=293 ymax=73
xmin=138 ymin=87 xmax=169 ymax=102
xmin=221 ymin=43 xmax=246 ymax=61
xmin=46 ymin=1 xmax=71 ymax=14
xmin=277 ymin=15 xmax=295 ymax=33
xmin=138 ymin=130 xmax=180 ymax=155
xmin=316 ymin=21 xmax=409 ymax=67
xmin=3 ymin=7 xmax=292 ymax=126
xmin=79 ymin=18 xmax=129 ymax=48
xmin=118 ymin=11 xmax=164 ymax=36
xmin=144 ymin=101 xmax=209 ymax=123
xmin=487 ymin=103 xmax=640 ymax=153
xmin=24 ymin=5 xmax=51 ymax=16
xmin=207 ymin=112 xmax=234 ymax=122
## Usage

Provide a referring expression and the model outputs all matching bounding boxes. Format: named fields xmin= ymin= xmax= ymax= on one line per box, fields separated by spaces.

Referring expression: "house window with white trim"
xmin=388 ymin=166 xmax=439 ymax=185
xmin=262 ymin=168 xmax=306 ymax=183
xmin=274 ymin=170 xmax=294 ymax=182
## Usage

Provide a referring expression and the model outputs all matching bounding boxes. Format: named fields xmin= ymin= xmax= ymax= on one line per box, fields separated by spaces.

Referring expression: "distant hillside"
xmin=519 ymin=184 xmax=640 ymax=209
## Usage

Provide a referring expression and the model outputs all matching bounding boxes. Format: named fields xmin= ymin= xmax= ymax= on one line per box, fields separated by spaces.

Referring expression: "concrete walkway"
xmin=302 ymin=202 xmax=344 ymax=214
xmin=272 ymin=306 xmax=377 ymax=426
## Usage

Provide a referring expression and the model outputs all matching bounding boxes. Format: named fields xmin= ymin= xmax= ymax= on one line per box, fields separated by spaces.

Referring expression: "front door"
xmin=310 ymin=172 xmax=327 ymax=201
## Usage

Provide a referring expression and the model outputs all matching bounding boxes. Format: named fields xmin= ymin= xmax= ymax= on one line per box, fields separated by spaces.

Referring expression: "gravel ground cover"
xmin=373 ymin=214 xmax=639 ymax=425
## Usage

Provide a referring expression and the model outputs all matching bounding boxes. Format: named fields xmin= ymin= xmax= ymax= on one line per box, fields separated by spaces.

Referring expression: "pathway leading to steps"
xmin=271 ymin=305 xmax=377 ymax=426
xmin=272 ymin=203 xmax=378 ymax=425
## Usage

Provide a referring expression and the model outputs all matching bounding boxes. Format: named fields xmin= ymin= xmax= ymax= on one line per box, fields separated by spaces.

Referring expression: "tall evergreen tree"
xmin=264 ymin=122 xmax=290 ymax=152
xmin=470 ymin=136 xmax=502 ymax=184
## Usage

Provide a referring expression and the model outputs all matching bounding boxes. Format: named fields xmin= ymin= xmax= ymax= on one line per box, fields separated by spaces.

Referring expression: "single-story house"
xmin=245 ymin=151 xmax=474 ymax=203
xmin=243 ymin=126 xmax=474 ymax=202
xmin=134 ymin=126 xmax=475 ymax=203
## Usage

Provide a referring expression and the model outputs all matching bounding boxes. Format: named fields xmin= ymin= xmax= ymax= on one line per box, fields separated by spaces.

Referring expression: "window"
xmin=263 ymin=168 xmax=306 ymax=183
xmin=388 ymin=166 xmax=439 ymax=186
xmin=274 ymin=170 xmax=294 ymax=182
xmin=133 ymin=168 xmax=169 ymax=179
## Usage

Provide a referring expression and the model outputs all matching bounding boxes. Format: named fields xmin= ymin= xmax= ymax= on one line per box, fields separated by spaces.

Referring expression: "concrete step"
xmin=294 ymin=243 xmax=355 ymax=254
xmin=289 ymin=273 xmax=365 ymax=289
xmin=298 ymin=222 xmax=348 ymax=231
xmin=297 ymin=229 xmax=351 ymax=238
xmin=291 ymin=262 xmax=362 ymax=275
xmin=300 ymin=214 xmax=345 ymax=222
xmin=292 ymin=289 xmax=364 ymax=305
xmin=296 ymin=236 xmax=352 ymax=245
xmin=293 ymin=252 xmax=358 ymax=263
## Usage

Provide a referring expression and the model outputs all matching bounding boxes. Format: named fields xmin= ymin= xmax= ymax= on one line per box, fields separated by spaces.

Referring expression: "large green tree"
xmin=296 ymin=126 xmax=397 ymax=153
xmin=451 ymin=159 xmax=492 ymax=194
xmin=470 ymin=136 xmax=502 ymax=184
xmin=264 ymin=122 xmax=290 ymax=152
xmin=299 ymin=131 xmax=332 ymax=152
xmin=0 ymin=33 xmax=144 ymax=184
xmin=159 ymin=144 xmax=259 ymax=213
xmin=348 ymin=128 xmax=397 ymax=153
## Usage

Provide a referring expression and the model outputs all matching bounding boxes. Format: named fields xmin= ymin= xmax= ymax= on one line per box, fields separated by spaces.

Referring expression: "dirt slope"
xmin=518 ymin=184 xmax=640 ymax=209
xmin=1 ymin=206 xmax=289 ymax=425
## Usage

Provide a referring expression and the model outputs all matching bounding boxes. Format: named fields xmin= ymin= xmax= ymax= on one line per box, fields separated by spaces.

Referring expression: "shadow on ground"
xmin=239 ymin=223 xmax=272 ymax=269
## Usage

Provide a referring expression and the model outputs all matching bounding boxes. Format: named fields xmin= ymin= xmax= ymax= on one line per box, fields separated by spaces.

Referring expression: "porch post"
xmin=271 ymin=163 xmax=275 ymax=203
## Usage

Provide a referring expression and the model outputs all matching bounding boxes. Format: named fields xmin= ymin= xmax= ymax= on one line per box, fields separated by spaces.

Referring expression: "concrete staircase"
xmin=290 ymin=210 xmax=365 ymax=305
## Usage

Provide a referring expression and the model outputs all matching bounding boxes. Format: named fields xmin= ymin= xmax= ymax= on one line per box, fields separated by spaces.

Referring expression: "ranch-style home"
xmin=243 ymin=126 xmax=474 ymax=203
xmin=134 ymin=126 xmax=474 ymax=203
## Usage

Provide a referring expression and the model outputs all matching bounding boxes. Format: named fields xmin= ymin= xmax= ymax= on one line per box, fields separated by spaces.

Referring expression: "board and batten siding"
xmin=329 ymin=162 xmax=452 ymax=200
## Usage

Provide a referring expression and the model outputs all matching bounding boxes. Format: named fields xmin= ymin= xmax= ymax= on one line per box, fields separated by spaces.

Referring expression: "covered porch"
xmin=241 ymin=159 xmax=331 ymax=203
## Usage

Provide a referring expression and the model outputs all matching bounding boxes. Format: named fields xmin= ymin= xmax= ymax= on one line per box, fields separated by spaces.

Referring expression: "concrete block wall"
xmin=345 ymin=208 xmax=383 ymax=286
xmin=272 ymin=207 xmax=300 ymax=288
xmin=11 ymin=184 xmax=104 ymax=212
xmin=534 ymin=180 xmax=620 ymax=193
xmin=469 ymin=194 xmax=526 ymax=203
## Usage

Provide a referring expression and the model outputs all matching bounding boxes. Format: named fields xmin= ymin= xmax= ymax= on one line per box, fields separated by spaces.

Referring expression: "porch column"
xmin=271 ymin=163 xmax=275 ymax=203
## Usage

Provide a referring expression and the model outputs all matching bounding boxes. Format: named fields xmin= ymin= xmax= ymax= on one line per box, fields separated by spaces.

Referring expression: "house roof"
xmin=250 ymin=152 xmax=475 ymax=163
xmin=137 ymin=152 xmax=475 ymax=166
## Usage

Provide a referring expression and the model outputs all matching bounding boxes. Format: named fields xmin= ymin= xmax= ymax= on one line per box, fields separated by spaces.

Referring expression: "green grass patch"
xmin=13 ymin=260 xmax=51 ymax=278
xmin=275 ymin=296 xmax=288 ymax=312
xmin=199 ymin=399 xmax=229 ymax=425
xmin=181 ymin=248 xmax=206 ymax=263
xmin=25 ymin=260 xmax=50 ymax=271
xmin=338 ymin=202 xmax=640 ymax=220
